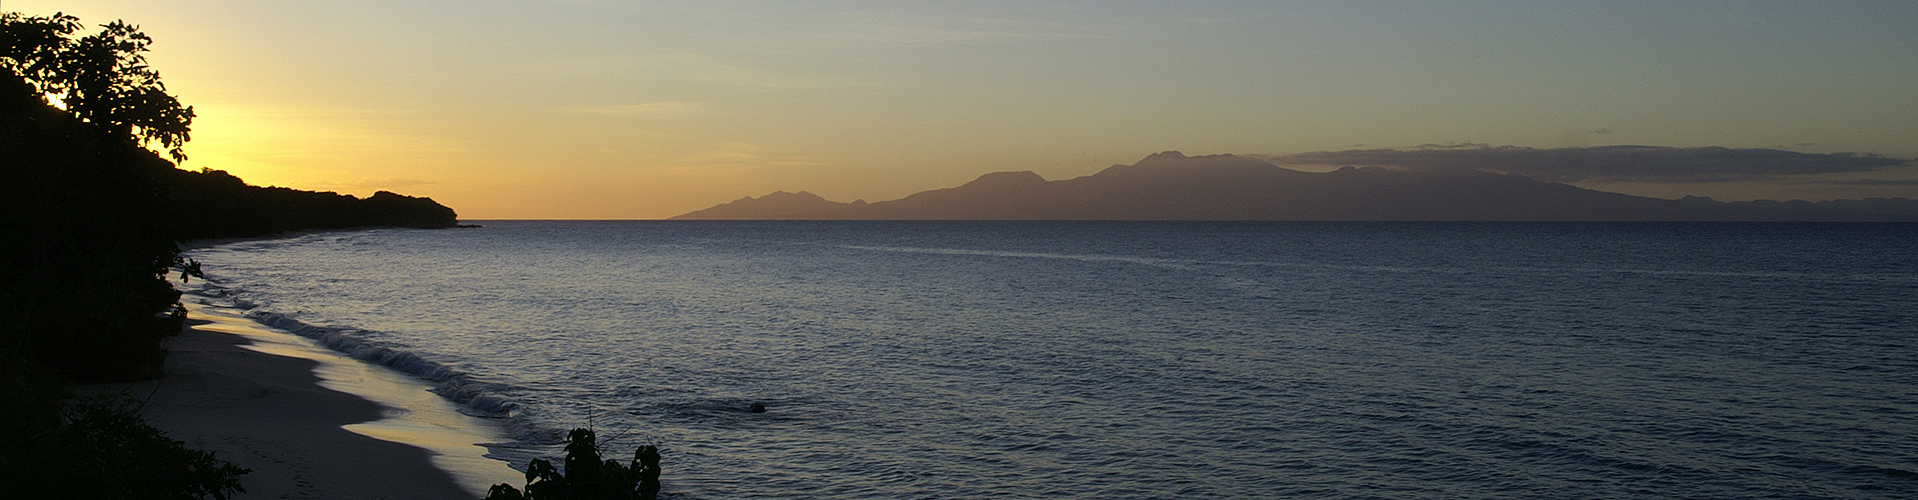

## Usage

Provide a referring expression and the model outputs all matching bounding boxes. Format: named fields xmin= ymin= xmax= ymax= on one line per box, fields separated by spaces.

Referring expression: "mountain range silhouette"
xmin=672 ymin=152 xmax=1918 ymax=221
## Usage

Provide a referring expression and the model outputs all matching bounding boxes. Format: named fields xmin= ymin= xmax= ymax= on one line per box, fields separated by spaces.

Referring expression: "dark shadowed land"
xmin=674 ymin=152 xmax=1918 ymax=221
xmin=5 ymin=13 xmax=489 ymax=500
xmin=4 ymin=52 xmax=463 ymax=383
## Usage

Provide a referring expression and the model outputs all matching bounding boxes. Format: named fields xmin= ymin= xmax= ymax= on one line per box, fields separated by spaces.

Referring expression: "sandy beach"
xmin=84 ymin=300 xmax=520 ymax=500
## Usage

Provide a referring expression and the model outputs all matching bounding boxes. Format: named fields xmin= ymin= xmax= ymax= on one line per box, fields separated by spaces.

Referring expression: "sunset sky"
xmin=14 ymin=1 xmax=1918 ymax=218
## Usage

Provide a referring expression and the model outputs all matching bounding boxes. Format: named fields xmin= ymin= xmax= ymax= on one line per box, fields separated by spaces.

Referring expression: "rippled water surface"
xmin=183 ymin=221 xmax=1918 ymax=499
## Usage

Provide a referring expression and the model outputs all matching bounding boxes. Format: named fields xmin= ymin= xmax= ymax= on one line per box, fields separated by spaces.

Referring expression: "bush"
xmin=486 ymin=428 xmax=663 ymax=500
xmin=0 ymin=393 xmax=249 ymax=500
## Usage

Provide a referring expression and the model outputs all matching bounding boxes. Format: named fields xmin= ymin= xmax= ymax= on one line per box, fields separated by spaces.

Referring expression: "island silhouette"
xmin=674 ymin=151 xmax=1918 ymax=221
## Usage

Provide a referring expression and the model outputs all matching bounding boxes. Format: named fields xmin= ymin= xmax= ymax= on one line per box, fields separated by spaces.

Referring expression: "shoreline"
xmin=83 ymin=299 xmax=520 ymax=499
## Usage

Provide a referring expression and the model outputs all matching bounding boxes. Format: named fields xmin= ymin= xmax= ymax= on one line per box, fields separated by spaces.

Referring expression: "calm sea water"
xmin=181 ymin=221 xmax=1918 ymax=499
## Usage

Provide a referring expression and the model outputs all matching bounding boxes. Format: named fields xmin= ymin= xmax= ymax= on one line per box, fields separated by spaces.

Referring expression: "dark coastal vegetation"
xmin=170 ymin=167 xmax=459 ymax=238
xmin=486 ymin=428 xmax=665 ymax=500
xmin=3 ymin=12 xmax=456 ymax=498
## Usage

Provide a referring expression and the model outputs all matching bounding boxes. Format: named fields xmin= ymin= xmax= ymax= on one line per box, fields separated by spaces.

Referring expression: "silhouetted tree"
xmin=4 ymin=12 xmax=454 ymax=499
xmin=2 ymin=12 xmax=193 ymax=162
xmin=485 ymin=429 xmax=661 ymax=500
xmin=3 ymin=11 xmax=191 ymax=383
xmin=3 ymin=12 xmax=459 ymax=384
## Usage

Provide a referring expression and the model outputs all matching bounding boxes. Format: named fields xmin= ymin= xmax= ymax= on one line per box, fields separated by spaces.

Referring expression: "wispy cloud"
xmin=565 ymin=101 xmax=706 ymax=116
xmin=1263 ymin=144 xmax=1914 ymax=183
xmin=648 ymin=142 xmax=824 ymax=177
xmin=566 ymin=52 xmax=884 ymax=90
xmin=810 ymin=10 xmax=1107 ymax=47
xmin=1815 ymin=178 xmax=1918 ymax=186
xmin=301 ymin=178 xmax=435 ymax=192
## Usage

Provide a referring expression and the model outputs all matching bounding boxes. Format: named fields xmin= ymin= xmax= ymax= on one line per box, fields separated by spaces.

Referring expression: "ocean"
xmin=178 ymin=221 xmax=1918 ymax=499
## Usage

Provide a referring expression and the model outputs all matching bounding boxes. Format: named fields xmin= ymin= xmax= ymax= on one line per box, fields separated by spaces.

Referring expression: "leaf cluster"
xmin=1 ymin=12 xmax=194 ymax=162
xmin=2 ymin=55 xmax=188 ymax=382
xmin=486 ymin=428 xmax=664 ymax=500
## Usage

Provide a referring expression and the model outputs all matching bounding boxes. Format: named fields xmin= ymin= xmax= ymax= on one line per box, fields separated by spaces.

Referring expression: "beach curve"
xmin=83 ymin=299 xmax=520 ymax=499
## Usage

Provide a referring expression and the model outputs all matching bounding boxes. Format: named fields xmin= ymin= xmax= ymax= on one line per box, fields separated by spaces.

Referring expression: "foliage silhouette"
xmin=168 ymin=167 xmax=458 ymax=238
xmin=3 ymin=26 xmax=189 ymax=382
xmin=1 ymin=12 xmax=194 ymax=162
xmin=2 ymin=11 xmax=454 ymax=499
xmin=2 ymin=11 xmax=458 ymax=384
xmin=485 ymin=428 xmax=664 ymax=500
xmin=0 ymin=392 xmax=250 ymax=500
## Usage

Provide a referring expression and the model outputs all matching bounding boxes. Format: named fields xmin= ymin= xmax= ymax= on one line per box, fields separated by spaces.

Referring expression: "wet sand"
xmin=84 ymin=301 xmax=519 ymax=499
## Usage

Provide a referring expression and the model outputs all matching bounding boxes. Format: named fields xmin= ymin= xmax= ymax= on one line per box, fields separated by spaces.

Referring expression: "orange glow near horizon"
xmin=12 ymin=1 xmax=1918 ymax=218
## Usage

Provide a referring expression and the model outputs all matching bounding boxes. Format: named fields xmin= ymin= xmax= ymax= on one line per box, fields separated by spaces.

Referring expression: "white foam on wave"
xmin=178 ymin=276 xmax=562 ymax=468
xmin=174 ymin=286 xmax=521 ymax=495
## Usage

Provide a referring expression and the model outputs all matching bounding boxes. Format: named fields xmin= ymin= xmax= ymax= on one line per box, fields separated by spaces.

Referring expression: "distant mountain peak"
xmin=671 ymin=152 xmax=1918 ymax=221
xmin=1094 ymin=151 xmax=1285 ymax=180
xmin=1144 ymin=151 xmax=1188 ymax=160
xmin=761 ymin=190 xmax=824 ymax=200
xmin=672 ymin=189 xmax=849 ymax=219
xmin=1134 ymin=151 xmax=1252 ymax=165
xmin=960 ymin=171 xmax=1047 ymax=188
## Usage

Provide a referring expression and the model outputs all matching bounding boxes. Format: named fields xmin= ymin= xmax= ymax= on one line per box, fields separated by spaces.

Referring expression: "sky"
xmin=12 ymin=0 xmax=1918 ymax=218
